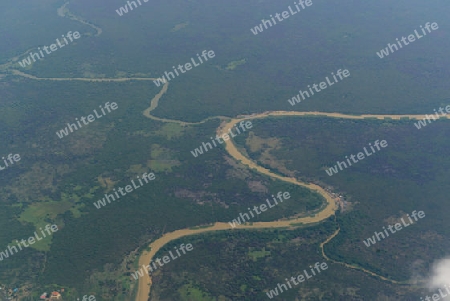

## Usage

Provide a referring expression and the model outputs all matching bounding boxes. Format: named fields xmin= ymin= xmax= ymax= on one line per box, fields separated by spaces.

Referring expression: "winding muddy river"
xmin=6 ymin=68 xmax=438 ymax=299
xmin=1 ymin=3 xmax=432 ymax=300
xmin=134 ymin=81 xmax=440 ymax=300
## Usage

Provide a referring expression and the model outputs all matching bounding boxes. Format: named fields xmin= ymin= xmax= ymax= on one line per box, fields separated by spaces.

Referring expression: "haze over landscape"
xmin=0 ymin=0 xmax=449 ymax=300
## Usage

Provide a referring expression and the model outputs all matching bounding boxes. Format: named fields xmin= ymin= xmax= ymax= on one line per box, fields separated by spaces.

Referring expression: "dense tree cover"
xmin=4 ymin=0 xmax=448 ymax=122
xmin=0 ymin=80 xmax=324 ymax=299
xmin=151 ymin=222 xmax=426 ymax=300
xmin=235 ymin=117 xmax=450 ymax=281
xmin=1 ymin=1 xmax=449 ymax=299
